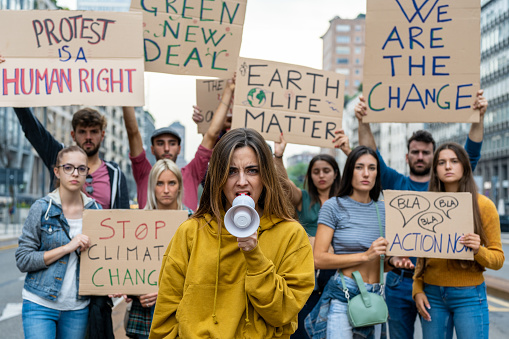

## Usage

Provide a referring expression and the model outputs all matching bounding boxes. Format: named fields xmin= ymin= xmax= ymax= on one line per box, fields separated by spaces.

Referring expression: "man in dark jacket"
xmin=14 ymin=107 xmax=129 ymax=210
xmin=14 ymin=107 xmax=129 ymax=339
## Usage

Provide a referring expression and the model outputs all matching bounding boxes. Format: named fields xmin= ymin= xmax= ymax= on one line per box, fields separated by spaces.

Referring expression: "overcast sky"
xmin=57 ymin=0 xmax=367 ymax=161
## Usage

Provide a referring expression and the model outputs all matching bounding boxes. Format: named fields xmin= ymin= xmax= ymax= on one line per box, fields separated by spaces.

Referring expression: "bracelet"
xmin=273 ymin=153 xmax=283 ymax=158
xmin=387 ymin=256 xmax=396 ymax=269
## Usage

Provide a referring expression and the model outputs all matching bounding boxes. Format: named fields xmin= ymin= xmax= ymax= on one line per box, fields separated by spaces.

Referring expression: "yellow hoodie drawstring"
xmin=244 ymin=287 xmax=251 ymax=326
xmin=212 ymin=233 xmax=221 ymax=324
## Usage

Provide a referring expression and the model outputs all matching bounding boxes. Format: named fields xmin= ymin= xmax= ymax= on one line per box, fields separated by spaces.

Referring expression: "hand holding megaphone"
xmin=224 ymin=194 xmax=260 ymax=238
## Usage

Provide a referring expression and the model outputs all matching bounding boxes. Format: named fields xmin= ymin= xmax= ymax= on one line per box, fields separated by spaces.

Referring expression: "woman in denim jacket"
xmin=15 ymin=146 xmax=101 ymax=339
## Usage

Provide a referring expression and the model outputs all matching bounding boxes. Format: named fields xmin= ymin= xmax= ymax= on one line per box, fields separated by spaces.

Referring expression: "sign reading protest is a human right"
xmin=0 ymin=10 xmax=144 ymax=107
xmin=231 ymin=58 xmax=345 ymax=148
xmin=363 ymin=0 xmax=480 ymax=123
xmin=79 ymin=209 xmax=188 ymax=295
xmin=385 ymin=190 xmax=474 ymax=260
xmin=131 ymin=0 xmax=247 ymax=77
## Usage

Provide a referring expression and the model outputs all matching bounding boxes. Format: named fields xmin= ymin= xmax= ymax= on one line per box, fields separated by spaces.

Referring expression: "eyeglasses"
xmin=86 ymin=175 xmax=94 ymax=194
xmin=57 ymin=164 xmax=89 ymax=176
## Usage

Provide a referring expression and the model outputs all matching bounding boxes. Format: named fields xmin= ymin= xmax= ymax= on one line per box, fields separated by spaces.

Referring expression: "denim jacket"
xmin=15 ymin=189 xmax=101 ymax=301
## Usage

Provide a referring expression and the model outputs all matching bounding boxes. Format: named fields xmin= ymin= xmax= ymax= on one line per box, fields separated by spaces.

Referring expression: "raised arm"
xmin=468 ymin=90 xmax=487 ymax=143
xmin=274 ymin=133 xmax=302 ymax=208
xmin=354 ymin=95 xmax=377 ymax=151
xmin=332 ymin=129 xmax=352 ymax=156
xmin=122 ymin=106 xmax=144 ymax=158
xmin=201 ymin=76 xmax=235 ymax=150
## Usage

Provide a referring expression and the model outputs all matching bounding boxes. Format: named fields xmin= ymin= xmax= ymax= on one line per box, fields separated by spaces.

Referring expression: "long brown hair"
xmin=194 ymin=128 xmax=295 ymax=230
xmin=415 ymin=142 xmax=487 ymax=278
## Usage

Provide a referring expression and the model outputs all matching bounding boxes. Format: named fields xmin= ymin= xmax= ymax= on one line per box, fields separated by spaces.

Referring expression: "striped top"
xmin=318 ymin=196 xmax=385 ymax=255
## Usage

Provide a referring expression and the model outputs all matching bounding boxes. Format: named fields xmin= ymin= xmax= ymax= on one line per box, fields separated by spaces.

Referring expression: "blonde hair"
xmin=145 ymin=159 xmax=183 ymax=210
xmin=194 ymin=128 xmax=295 ymax=230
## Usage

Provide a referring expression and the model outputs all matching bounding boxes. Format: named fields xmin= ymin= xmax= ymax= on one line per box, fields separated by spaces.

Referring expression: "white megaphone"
xmin=224 ymin=194 xmax=260 ymax=237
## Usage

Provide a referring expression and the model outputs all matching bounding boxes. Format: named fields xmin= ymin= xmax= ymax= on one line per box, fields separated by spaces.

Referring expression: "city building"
xmin=76 ymin=0 xmax=130 ymax=11
xmin=169 ymin=121 xmax=188 ymax=168
xmin=287 ymin=152 xmax=316 ymax=168
xmin=321 ymin=14 xmax=366 ymax=96
xmin=426 ymin=0 xmax=509 ymax=214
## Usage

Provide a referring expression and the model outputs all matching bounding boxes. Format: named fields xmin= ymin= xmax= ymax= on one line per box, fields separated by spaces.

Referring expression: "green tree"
xmin=287 ymin=163 xmax=308 ymax=189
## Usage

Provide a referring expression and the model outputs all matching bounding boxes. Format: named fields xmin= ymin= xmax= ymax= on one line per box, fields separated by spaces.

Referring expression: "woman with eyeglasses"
xmin=15 ymin=146 xmax=101 ymax=339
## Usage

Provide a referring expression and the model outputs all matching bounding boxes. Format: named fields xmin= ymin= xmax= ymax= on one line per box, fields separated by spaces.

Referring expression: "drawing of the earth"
xmin=247 ymin=88 xmax=266 ymax=107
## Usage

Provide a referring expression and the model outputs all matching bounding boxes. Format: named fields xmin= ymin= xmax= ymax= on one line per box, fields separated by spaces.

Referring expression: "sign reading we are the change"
xmin=385 ymin=190 xmax=474 ymax=260
xmin=131 ymin=0 xmax=247 ymax=77
xmin=196 ymin=78 xmax=233 ymax=134
xmin=363 ymin=0 xmax=480 ymax=123
xmin=0 ymin=10 xmax=145 ymax=107
xmin=231 ymin=58 xmax=345 ymax=148
xmin=79 ymin=209 xmax=188 ymax=295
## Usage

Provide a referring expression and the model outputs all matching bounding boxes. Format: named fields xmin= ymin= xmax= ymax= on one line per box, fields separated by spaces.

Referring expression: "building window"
xmin=336 ymin=68 xmax=350 ymax=75
xmin=345 ymin=80 xmax=349 ymax=87
xmin=355 ymin=36 xmax=362 ymax=43
xmin=336 ymin=46 xmax=351 ymax=54
xmin=355 ymin=69 xmax=360 ymax=75
xmin=336 ymin=36 xmax=350 ymax=43
xmin=336 ymin=58 xmax=349 ymax=64
xmin=336 ymin=24 xmax=351 ymax=32
xmin=354 ymin=80 xmax=361 ymax=87
xmin=355 ymin=58 xmax=361 ymax=64
xmin=355 ymin=47 xmax=362 ymax=54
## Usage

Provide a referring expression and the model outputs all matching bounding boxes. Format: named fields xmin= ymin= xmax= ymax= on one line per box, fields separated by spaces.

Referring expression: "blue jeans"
xmin=326 ymin=273 xmax=382 ymax=339
xmin=421 ymin=282 xmax=489 ymax=339
xmin=385 ymin=271 xmax=418 ymax=339
xmin=22 ymin=299 xmax=89 ymax=339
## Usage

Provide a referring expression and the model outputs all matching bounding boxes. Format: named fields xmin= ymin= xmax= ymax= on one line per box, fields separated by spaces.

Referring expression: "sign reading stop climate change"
xmin=0 ymin=10 xmax=145 ymax=107
xmin=79 ymin=209 xmax=188 ymax=295
xmin=131 ymin=0 xmax=247 ymax=77
xmin=231 ymin=58 xmax=345 ymax=148
xmin=363 ymin=0 xmax=480 ymax=123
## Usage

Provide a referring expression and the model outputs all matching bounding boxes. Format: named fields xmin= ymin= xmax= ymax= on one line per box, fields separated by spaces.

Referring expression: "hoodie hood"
xmin=42 ymin=188 xmax=98 ymax=220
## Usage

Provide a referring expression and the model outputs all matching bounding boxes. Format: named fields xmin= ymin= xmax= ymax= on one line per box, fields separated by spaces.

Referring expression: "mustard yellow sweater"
xmin=149 ymin=214 xmax=315 ymax=339
xmin=413 ymin=194 xmax=505 ymax=298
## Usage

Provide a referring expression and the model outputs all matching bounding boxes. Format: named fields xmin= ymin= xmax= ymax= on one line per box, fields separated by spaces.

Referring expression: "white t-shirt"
xmin=23 ymin=218 xmax=89 ymax=311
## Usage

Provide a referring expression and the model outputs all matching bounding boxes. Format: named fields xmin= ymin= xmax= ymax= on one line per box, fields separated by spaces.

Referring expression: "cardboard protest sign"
xmin=363 ymin=0 xmax=480 ymax=122
xmin=196 ymin=78 xmax=233 ymax=134
xmin=131 ymin=0 xmax=247 ymax=77
xmin=79 ymin=209 xmax=188 ymax=295
xmin=0 ymin=10 xmax=145 ymax=107
xmin=385 ymin=190 xmax=474 ymax=260
xmin=231 ymin=58 xmax=345 ymax=148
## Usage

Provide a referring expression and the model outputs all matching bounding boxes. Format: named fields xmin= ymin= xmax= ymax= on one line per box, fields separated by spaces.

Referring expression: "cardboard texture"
xmin=79 ymin=209 xmax=188 ymax=295
xmin=231 ymin=58 xmax=345 ymax=148
xmin=196 ymin=78 xmax=233 ymax=134
xmin=0 ymin=10 xmax=145 ymax=107
xmin=131 ymin=0 xmax=247 ymax=77
xmin=363 ymin=0 xmax=480 ymax=122
xmin=384 ymin=190 xmax=474 ymax=260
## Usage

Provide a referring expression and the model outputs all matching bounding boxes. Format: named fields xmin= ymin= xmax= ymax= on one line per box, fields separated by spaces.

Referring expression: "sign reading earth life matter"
xmin=131 ymin=0 xmax=247 ymax=77
xmin=231 ymin=57 xmax=346 ymax=148
xmin=385 ymin=190 xmax=474 ymax=260
xmin=363 ymin=0 xmax=480 ymax=123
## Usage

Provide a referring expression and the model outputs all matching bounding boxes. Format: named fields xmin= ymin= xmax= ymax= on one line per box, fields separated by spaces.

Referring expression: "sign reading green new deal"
xmin=231 ymin=58 xmax=346 ymax=148
xmin=131 ymin=0 xmax=247 ymax=77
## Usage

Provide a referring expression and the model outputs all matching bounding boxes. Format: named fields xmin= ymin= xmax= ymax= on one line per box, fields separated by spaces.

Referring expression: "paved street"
xmin=1 ymin=233 xmax=509 ymax=338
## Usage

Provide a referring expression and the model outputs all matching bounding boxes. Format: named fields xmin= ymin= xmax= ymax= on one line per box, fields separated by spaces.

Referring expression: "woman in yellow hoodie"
xmin=150 ymin=128 xmax=315 ymax=339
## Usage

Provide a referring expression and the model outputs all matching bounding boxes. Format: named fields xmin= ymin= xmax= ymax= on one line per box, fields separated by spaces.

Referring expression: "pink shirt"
xmin=83 ymin=161 xmax=111 ymax=209
xmin=130 ymin=146 xmax=212 ymax=210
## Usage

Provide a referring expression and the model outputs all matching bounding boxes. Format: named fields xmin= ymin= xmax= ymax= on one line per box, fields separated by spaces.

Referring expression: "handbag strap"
xmin=339 ymin=201 xmax=385 ymax=300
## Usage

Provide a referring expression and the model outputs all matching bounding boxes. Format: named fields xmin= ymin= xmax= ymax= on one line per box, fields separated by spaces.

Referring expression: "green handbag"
xmin=338 ymin=203 xmax=388 ymax=327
